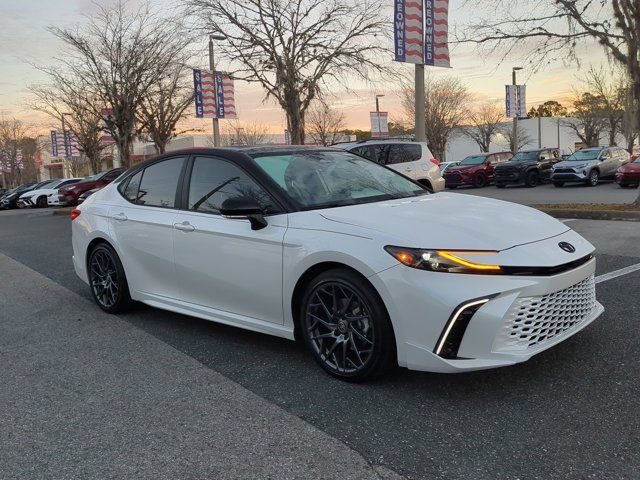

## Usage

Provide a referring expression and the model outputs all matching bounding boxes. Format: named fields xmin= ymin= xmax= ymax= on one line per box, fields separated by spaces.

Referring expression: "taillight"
xmin=70 ymin=209 xmax=81 ymax=220
xmin=432 ymin=158 xmax=441 ymax=167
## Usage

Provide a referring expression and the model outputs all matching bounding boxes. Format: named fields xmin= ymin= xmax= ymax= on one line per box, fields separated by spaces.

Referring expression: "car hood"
xmin=318 ymin=193 xmax=569 ymax=251
xmin=554 ymin=160 xmax=597 ymax=169
xmin=619 ymin=162 xmax=640 ymax=172
xmin=19 ymin=187 xmax=56 ymax=198
xmin=496 ymin=161 xmax=535 ymax=169
xmin=445 ymin=164 xmax=482 ymax=174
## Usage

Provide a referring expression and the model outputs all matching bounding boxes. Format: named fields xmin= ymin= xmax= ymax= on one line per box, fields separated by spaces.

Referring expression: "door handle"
xmin=111 ymin=213 xmax=128 ymax=221
xmin=173 ymin=222 xmax=195 ymax=232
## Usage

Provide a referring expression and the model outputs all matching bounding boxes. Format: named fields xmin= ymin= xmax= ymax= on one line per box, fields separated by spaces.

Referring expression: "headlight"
xmin=385 ymin=246 xmax=501 ymax=274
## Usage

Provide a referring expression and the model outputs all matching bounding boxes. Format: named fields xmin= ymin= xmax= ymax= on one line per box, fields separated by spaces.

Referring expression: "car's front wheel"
xmin=36 ymin=196 xmax=47 ymax=208
xmin=474 ymin=173 xmax=487 ymax=188
xmin=88 ymin=243 xmax=133 ymax=314
xmin=553 ymin=181 xmax=564 ymax=188
xmin=300 ymin=269 xmax=396 ymax=381
xmin=587 ymin=170 xmax=599 ymax=186
xmin=525 ymin=171 xmax=540 ymax=187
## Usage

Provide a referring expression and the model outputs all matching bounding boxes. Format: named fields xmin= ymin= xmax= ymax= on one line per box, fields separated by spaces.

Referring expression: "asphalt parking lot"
xmin=1 ymin=207 xmax=640 ymax=479
xmin=452 ymin=180 xmax=638 ymax=205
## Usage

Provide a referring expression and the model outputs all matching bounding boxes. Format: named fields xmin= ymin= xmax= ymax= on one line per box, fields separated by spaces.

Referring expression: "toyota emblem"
xmin=558 ymin=242 xmax=576 ymax=253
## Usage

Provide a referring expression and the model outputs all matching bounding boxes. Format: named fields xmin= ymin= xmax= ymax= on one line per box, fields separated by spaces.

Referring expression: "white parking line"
xmin=560 ymin=219 xmax=577 ymax=223
xmin=595 ymin=262 xmax=640 ymax=284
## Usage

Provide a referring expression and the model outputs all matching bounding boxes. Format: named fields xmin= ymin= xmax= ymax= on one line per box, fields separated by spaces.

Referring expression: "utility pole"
xmin=512 ymin=67 xmax=522 ymax=154
xmin=61 ymin=112 xmax=71 ymax=178
xmin=414 ymin=64 xmax=426 ymax=142
xmin=375 ymin=94 xmax=385 ymax=138
xmin=209 ymin=35 xmax=225 ymax=147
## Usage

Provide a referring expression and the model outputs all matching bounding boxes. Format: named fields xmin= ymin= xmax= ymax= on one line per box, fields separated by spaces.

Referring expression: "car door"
xmin=172 ymin=156 xmax=287 ymax=325
xmin=485 ymin=155 xmax=496 ymax=179
xmin=108 ymin=156 xmax=187 ymax=299
xmin=599 ymin=149 xmax=616 ymax=177
xmin=538 ymin=149 xmax=556 ymax=180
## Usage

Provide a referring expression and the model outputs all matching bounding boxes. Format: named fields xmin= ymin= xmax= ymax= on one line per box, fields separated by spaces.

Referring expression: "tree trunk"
xmin=287 ymin=110 xmax=306 ymax=145
xmin=632 ymin=76 xmax=640 ymax=207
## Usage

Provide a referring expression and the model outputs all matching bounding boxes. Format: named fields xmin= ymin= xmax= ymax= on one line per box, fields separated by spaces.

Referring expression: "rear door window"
xmin=136 ymin=157 xmax=185 ymax=208
xmin=387 ymin=144 xmax=422 ymax=165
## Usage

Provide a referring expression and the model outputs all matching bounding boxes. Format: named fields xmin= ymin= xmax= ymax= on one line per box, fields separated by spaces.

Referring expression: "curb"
xmin=538 ymin=208 xmax=640 ymax=222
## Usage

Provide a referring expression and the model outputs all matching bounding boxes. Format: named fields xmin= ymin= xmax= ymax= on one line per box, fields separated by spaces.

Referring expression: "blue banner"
xmin=193 ymin=69 xmax=204 ymax=118
xmin=50 ymin=131 xmax=58 ymax=157
xmin=394 ymin=0 xmax=406 ymax=62
xmin=215 ymin=72 xmax=225 ymax=118
xmin=64 ymin=131 xmax=73 ymax=157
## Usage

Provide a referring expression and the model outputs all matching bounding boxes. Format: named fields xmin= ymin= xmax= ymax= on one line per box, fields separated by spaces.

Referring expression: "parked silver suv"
xmin=551 ymin=146 xmax=631 ymax=187
xmin=333 ymin=140 xmax=445 ymax=192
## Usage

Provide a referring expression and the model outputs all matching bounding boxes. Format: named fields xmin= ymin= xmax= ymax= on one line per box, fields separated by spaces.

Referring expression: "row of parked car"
xmin=0 ymin=168 xmax=123 ymax=210
xmin=441 ymin=146 xmax=640 ymax=189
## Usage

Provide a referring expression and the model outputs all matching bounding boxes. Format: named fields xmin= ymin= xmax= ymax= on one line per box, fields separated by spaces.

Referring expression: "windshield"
xmin=510 ymin=151 xmax=539 ymax=162
xmin=252 ymin=151 xmax=427 ymax=210
xmin=566 ymin=150 xmax=602 ymax=161
xmin=81 ymin=173 xmax=103 ymax=182
xmin=459 ymin=155 xmax=487 ymax=165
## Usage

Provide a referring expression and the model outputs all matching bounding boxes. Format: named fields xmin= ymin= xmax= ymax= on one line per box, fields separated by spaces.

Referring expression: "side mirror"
xmin=220 ymin=196 xmax=268 ymax=230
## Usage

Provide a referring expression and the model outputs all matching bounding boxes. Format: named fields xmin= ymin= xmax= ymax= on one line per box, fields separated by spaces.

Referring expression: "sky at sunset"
xmin=0 ymin=0 xmax=611 ymax=134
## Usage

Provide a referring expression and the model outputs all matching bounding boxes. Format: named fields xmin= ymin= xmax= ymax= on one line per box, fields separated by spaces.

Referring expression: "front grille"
xmin=493 ymin=275 xmax=596 ymax=352
xmin=554 ymin=168 xmax=575 ymax=174
xmin=446 ymin=172 xmax=462 ymax=182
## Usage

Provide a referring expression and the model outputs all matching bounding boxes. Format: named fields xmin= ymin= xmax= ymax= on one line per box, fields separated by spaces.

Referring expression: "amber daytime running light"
xmin=384 ymin=246 xmax=502 ymax=274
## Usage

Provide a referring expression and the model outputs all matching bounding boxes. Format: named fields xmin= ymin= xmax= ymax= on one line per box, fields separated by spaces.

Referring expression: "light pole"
xmin=512 ymin=67 xmax=523 ymax=154
xmin=61 ymin=112 xmax=73 ymax=178
xmin=375 ymin=94 xmax=385 ymax=138
xmin=209 ymin=34 xmax=225 ymax=147
xmin=415 ymin=65 xmax=426 ymax=142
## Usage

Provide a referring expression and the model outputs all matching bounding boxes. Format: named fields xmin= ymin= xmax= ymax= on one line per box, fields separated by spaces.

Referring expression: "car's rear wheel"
xmin=553 ymin=181 xmax=564 ymax=188
xmin=587 ymin=170 xmax=599 ymax=186
xmin=525 ymin=171 xmax=540 ymax=187
xmin=36 ymin=196 xmax=47 ymax=208
xmin=473 ymin=173 xmax=487 ymax=188
xmin=88 ymin=243 xmax=132 ymax=314
xmin=300 ymin=269 xmax=396 ymax=382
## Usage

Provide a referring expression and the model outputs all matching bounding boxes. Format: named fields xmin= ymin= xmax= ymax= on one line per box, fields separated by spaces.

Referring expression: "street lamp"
xmin=511 ymin=67 xmax=523 ymax=154
xmin=209 ymin=34 xmax=226 ymax=147
xmin=375 ymin=94 xmax=385 ymax=138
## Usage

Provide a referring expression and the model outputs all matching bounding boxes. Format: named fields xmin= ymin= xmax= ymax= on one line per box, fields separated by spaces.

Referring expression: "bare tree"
xmin=137 ymin=65 xmax=195 ymax=154
xmin=622 ymin=82 xmax=639 ymax=151
xmin=185 ymin=0 xmax=387 ymax=145
xmin=563 ymin=92 xmax=607 ymax=148
xmin=501 ymin=123 xmax=533 ymax=152
xmin=306 ymin=102 xmax=346 ymax=146
xmin=49 ymin=1 xmax=194 ymax=168
xmin=0 ymin=116 xmax=33 ymax=187
xmin=463 ymin=103 xmax=505 ymax=152
xmin=220 ymin=121 xmax=269 ymax=146
xmin=401 ymin=76 xmax=470 ymax=160
xmin=459 ymin=0 xmax=640 ymax=203
xmin=583 ymin=67 xmax=625 ymax=146
xmin=29 ymin=81 xmax=107 ymax=175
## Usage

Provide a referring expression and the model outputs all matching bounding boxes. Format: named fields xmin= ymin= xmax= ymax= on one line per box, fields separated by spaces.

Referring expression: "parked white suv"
xmin=333 ymin=140 xmax=445 ymax=192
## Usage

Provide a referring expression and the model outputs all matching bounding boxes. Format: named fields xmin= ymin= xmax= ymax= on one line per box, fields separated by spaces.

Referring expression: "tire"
xmin=300 ymin=268 xmax=396 ymax=382
xmin=587 ymin=170 xmax=599 ymax=187
xmin=525 ymin=171 xmax=540 ymax=187
xmin=36 ymin=196 xmax=48 ymax=208
xmin=447 ymin=185 xmax=457 ymax=190
xmin=496 ymin=183 xmax=506 ymax=189
xmin=87 ymin=243 xmax=133 ymax=314
xmin=553 ymin=182 xmax=564 ymax=188
xmin=473 ymin=173 xmax=487 ymax=188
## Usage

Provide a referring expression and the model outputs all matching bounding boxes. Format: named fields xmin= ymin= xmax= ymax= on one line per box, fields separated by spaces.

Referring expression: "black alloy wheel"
xmin=587 ymin=170 xmax=599 ymax=187
xmin=88 ymin=244 xmax=132 ymax=314
xmin=36 ymin=196 xmax=47 ymax=208
xmin=525 ymin=171 xmax=540 ymax=187
xmin=301 ymin=269 xmax=395 ymax=381
xmin=474 ymin=173 xmax=487 ymax=188
xmin=553 ymin=181 xmax=564 ymax=188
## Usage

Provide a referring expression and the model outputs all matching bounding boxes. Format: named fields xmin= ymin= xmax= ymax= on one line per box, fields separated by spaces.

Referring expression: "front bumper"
xmin=551 ymin=171 xmax=588 ymax=182
xmin=443 ymin=173 xmax=472 ymax=187
xmin=494 ymin=170 xmax=524 ymax=184
xmin=370 ymin=231 xmax=602 ymax=373
xmin=615 ymin=172 xmax=640 ymax=184
xmin=431 ymin=176 xmax=446 ymax=192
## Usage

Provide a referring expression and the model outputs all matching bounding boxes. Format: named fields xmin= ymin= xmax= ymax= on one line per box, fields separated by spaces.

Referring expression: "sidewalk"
xmin=0 ymin=253 xmax=404 ymax=480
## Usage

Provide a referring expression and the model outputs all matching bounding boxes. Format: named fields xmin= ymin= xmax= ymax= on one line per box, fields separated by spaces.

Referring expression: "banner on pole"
xmin=394 ymin=0 xmax=450 ymax=67
xmin=51 ymin=131 xmax=59 ymax=157
xmin=505 ymin=85 xmax=526 ymax=118
xmin=193 ymin=69 xmax=237 ymax=119
xmin=370 ymin=112 xmax=389 ymax=138
xmin=50 ymin=130 xmax=79 ymax=157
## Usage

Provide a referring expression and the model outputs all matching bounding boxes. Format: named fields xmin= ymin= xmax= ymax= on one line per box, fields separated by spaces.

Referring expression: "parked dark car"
xmin=77 ymin=187 xmax=101 ymax=205
xmin=443 ymin=152 xmax=513 ymax=188
xmin=1 ymin=181 xmax=54 ymax=209
xmin=494 ymin=148 xmax=561 ymax=188
xmin=58 ymin=168 xmax=123 ymax=206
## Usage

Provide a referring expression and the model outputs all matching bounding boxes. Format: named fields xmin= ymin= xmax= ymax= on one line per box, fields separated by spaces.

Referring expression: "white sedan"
xmin=70 ymin=147 xmax=603 ymax=381
xmin=18 ymin=178 xmax=82 ymax=208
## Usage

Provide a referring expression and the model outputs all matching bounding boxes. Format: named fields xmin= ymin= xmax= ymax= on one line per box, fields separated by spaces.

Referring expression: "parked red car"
xmin=58 ymin=168 xmax=123 ymax=205
xmin=443 ymin=152 xmax=513 ymax=188
xmin=615 ymin=157 xmax=640 ymax=188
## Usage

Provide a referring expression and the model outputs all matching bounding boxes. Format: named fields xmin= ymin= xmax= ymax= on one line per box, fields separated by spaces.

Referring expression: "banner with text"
xmin=505 ymin=85 xmax=526 ymax=118
xmin=395 ymin=0 xmax=450 ymax=67
xmin=424 ymin=0 xmax=450 ymax=67
xmin=193 ymin=69 xmax=237 ymax=119
xmin=370 ymin=112 xmax=389 ymax=138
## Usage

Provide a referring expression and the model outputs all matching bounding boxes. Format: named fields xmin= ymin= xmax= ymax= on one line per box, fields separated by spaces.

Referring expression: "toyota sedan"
xmin=71 ymin=147 xmax=603 ymax=381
